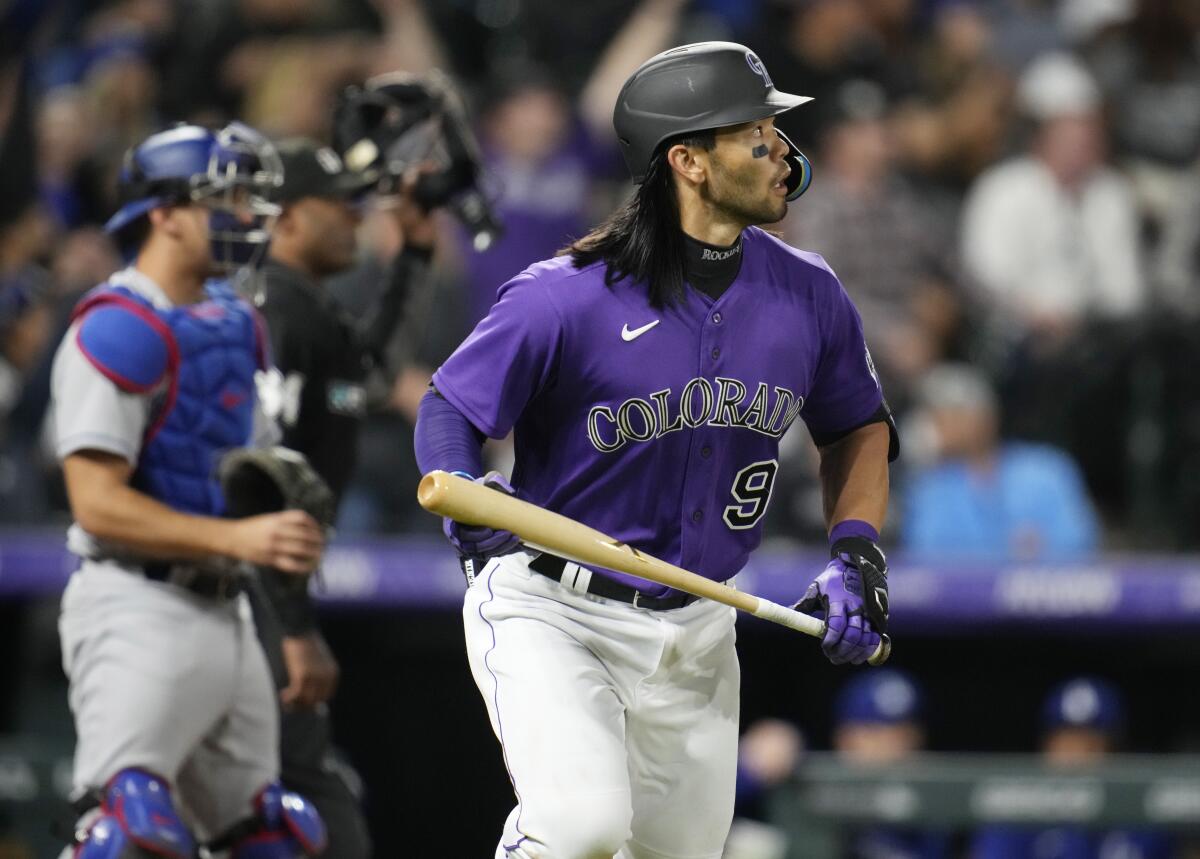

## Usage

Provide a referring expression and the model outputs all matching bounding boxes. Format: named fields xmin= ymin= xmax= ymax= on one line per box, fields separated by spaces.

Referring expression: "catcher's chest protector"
xmin=71 ymin=282 xmax=265 ymax=516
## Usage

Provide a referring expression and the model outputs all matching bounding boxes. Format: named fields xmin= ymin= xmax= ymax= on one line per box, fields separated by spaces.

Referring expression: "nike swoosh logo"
xmin=621 ymin=320 xmax=660 ymax=341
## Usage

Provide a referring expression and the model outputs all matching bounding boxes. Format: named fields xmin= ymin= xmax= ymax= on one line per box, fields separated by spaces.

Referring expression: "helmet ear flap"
xmin=777 ymin=130 xmax=812 ymax=201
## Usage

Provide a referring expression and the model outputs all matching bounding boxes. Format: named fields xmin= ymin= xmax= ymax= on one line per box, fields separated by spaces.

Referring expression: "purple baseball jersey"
xmin=433 ymin=226 xmax=884 ymax=594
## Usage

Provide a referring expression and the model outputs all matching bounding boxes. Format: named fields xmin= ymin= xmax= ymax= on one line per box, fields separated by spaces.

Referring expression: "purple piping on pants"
xmin=503 ymin=836 xmax=529 ymax=855
xmin=479 ymin=567 xmax=529 ymax=855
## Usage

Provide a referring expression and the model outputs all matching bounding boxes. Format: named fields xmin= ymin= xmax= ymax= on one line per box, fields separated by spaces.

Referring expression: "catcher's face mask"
xmin=198 ymin=123 xmax=284 ymax=273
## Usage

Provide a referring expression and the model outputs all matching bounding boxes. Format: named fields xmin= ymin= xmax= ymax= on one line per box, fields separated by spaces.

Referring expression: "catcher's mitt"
xmin=219 ymin=446 xmax=336 ymax=529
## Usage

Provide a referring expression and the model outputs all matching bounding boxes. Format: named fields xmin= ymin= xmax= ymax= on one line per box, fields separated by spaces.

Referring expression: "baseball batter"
xmin=414 ymin=42 xmax=898 ymax=859
xmin=54 ymin=124 xmax=327 ymax=858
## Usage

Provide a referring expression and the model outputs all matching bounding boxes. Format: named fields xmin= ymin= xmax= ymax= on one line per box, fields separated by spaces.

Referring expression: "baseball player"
xmin=53 ymin=123 xmax=327 ymax=858
xmin=414 ymin=41 xmax=898 ymax=859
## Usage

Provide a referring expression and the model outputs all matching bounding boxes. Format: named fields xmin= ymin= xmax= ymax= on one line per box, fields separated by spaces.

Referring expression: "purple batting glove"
xmin=443 ymin=471 xmax=521 ymax=558
xmin=795 ymin=557 xmax=883 ymax=666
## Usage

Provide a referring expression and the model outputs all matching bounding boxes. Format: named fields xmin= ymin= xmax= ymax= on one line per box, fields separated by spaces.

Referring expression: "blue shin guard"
xmin=74 ymin=769 xmax=195 ymax=858
xmin=228 ymin=782 xmax=327 ymax=858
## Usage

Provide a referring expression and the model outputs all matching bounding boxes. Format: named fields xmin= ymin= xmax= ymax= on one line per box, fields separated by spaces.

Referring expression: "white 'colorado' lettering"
xmin=586 ymin=378 xmax=804 ymax=453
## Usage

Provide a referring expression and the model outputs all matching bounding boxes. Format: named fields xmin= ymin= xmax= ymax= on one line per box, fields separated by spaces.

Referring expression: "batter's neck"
xmin=678 ymin=213 xmax=743 ymax=248
xmin=682 ymin=232 xmax=744 ymax=301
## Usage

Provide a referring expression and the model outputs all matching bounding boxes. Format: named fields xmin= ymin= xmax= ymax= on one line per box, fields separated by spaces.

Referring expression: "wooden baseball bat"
xmin=417 ymin=470 xmax=890 ymax=666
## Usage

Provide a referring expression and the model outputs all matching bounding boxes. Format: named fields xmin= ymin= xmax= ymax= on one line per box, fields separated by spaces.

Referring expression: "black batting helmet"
xmin=614 ymin=42 xmax=814 ymax=199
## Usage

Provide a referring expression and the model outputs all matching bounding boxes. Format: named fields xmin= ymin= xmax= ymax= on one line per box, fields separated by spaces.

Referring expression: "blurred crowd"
xmin=4 ymin=0 xmax=1200 ymax=556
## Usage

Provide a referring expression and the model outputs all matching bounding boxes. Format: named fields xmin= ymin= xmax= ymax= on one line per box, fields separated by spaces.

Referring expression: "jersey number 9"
xmin=722 ymin=459 xmax=779 ymax=530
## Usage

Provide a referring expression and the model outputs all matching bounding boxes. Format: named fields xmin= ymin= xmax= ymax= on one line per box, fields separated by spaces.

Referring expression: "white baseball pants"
xmin=463 ymin=551 xmax=740 ymax=859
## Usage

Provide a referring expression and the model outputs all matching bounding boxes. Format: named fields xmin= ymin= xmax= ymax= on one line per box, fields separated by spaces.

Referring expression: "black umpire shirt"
xmin=245 ymin=249 xmax=427 ymax=632
xmin=250 ymin=250 xmax=428 ymax=504
xmin=254 ymin=258 xmax=369 ymax=503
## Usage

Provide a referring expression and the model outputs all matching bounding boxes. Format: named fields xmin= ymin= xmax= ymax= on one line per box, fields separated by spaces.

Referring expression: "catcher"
xmin=54 ymin=123 xmax=330 ymax=857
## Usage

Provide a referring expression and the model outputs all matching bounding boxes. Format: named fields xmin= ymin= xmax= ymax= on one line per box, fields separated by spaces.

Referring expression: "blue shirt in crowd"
xmin=903 ymin=443 xmax=1099 ymax=561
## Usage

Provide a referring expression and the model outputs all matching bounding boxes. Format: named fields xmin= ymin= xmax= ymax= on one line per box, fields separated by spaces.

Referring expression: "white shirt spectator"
xmin=960 ymin=155 xmax=1144 ymax=325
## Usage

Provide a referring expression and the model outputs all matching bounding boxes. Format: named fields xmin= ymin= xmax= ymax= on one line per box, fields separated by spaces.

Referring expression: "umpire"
xmin=244 ymin=138 xmax=435 ymax=859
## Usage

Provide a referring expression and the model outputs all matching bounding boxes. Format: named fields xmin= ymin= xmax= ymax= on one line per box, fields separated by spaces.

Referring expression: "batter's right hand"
xmin=443 ymin=471 xmax=520 ymax=558
xmin=229 ymin=510 xmax=325 ymax=574
xmin=795 ymin=557 xmax=884 ymax=666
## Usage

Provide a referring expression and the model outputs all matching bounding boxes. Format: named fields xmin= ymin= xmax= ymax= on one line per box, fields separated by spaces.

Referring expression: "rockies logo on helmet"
xmin=745 ymin=51 xmax=773 ymax=88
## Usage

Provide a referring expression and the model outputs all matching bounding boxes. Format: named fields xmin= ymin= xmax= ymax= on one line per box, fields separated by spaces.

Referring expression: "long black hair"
xmin=561 ymin=130 xmax=715 ymax=308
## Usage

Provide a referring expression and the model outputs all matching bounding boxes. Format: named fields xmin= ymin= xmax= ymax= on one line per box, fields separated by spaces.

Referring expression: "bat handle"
xmin=751 ymin=597 xmax=826 ymax=637
xmin=752 ymin=598 xmax=892 ymax=666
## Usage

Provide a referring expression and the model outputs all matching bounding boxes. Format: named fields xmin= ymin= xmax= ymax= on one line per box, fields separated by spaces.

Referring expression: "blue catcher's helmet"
xmin=106 ymin=122 xmax=283 ymax=270
xmin=105 ymin=124 xmax=215 ymax=235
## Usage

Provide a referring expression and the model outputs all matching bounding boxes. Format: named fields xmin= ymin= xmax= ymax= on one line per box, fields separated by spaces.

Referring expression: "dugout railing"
xmin=760 ymin=752 xmax=1200 ymax=858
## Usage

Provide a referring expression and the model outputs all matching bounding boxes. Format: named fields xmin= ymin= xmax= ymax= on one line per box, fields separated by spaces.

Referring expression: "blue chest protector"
xmin=73 ymin=279 xmax=266 ymax=516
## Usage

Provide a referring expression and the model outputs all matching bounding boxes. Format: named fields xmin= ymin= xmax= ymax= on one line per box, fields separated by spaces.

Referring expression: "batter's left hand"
xmin=280 ymin=633 xmax=340 ymax=709
xmin=443 ymin=472 xmax=521 ymax=559
xmin=795 ymin=557 xmax=884 ymax=665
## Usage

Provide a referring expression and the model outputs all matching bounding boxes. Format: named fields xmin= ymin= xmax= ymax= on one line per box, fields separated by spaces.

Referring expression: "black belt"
xmin=144 ymin=562 xmax=245 ymax=600
xmin=528 ymin=552 xmax=698 ymax=611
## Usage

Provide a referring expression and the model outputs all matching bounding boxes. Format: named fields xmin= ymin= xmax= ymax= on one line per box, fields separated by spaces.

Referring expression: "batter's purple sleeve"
xmin=432 ymin=271 xmax=564 ymax=439
xmin=414 ymin=388 xmax=485 ymax=477
xmin=801 ymin=267 xmax=885 ymax=436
